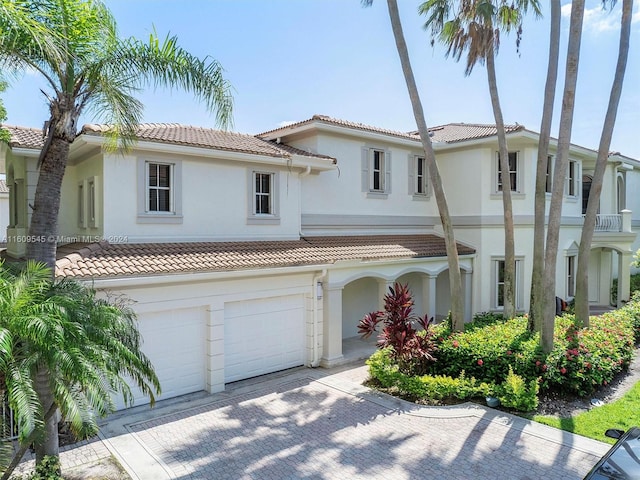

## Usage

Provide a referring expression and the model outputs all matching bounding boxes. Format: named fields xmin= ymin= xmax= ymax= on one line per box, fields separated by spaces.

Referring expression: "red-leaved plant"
xmin=358 ymin=283 xmax=437 ymax=375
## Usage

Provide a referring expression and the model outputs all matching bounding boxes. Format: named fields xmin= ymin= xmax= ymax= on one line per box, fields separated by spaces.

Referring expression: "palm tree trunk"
xmin=575 ymin=0 xmax=632 ymax=327
xmin=33 ymin=367 xmax=58 ymax=464
xmin=542 ymin=0 xmax=585 ymax=353
xmin=485 ymin=49 xmax=515 ymax=319
xmin=386 ymin=0 xmax=464 ymax=330
xmin=529 ymin=0 xmax=561 ymax=332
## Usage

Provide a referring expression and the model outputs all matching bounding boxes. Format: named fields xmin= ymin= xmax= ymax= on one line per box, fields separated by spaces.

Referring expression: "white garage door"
xmin=114 ymin=307 xmax=207 ymax=410
xmin=225 ymin=295 xmax=306 ymax=383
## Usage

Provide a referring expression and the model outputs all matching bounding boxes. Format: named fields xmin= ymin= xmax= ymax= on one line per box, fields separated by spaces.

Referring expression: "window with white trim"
xmin=254 ymin=172 xmax=273 ymax=215
xmin=409 ymin=155 xmax=428 ymax=197
xmin=566 ymin=160 xmax=579 ymax=197
xmin=87 ymin=177 xmax=97 ymax=228
xmin=545 ymin=155 xmax=553 ymax=193
xmin=136 ymin=159 xmax=182 ymax=224
xmin=247 ymin=170 xmax=280 ymax=224
xmin=147 ymin=163 xmax=172 ymax=212
xmin=361 ymin=147 xmax=391 ymax=196
xmin=496 ymin=151 xmax=519 ymax=192
xmin=492 ymin=258 xmax=524 ymax=310
xmin=77 ymin=183 xmax=85 ymax=227
xmin=567 ymin=255 xmax=576 ymax=298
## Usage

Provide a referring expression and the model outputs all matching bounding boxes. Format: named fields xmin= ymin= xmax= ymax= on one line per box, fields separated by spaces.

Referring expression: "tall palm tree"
xmin=575 ymin=0 xmax=632 ymax=327
xmin=529 ymin=0 xmax=561 ymax=333
xmin=0 ymin=262 xmax=160 ymax=478
xmin=362 ymin=0 xmax=465 ymax=331
xmin=420 ymin=0 xmax=540 ymax=319
xmin=0 ymin=0 xmax=230 ymax=463
xmin=541 ymin=0 xmax=585 ymax=352
xmin=0 ymin=0 xmax=233 ymax=271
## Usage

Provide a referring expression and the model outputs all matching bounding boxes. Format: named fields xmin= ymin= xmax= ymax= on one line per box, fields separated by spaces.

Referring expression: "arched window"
xmin=617 ymin=175 xmax=626 ymax=212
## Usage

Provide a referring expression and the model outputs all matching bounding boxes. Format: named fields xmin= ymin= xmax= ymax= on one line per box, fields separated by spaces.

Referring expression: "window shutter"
xmin=385 ymin=150 xmax=392 ymax=193
xmin=361 ymin=147 xmax=369 ymax=192
xmin=425 ymin=162 xmax=430 ymax=196
xmin=408 ymin=154 xmax=415 ymax=194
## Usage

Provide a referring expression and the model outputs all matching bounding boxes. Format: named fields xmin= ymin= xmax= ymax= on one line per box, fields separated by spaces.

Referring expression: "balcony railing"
xmin=593 ymin=214 xmax=622 ymax=232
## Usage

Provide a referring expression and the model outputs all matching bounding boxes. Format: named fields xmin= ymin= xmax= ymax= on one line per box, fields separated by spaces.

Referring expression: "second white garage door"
xmin=224 ymin=295 xmax=306 ymax=383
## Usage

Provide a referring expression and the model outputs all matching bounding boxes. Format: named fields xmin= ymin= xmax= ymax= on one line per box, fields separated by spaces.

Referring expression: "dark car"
xmin=584 ymin=427 xmax=640 ymax=479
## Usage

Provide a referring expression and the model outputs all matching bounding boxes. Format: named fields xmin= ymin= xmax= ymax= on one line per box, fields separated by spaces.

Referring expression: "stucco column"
xmin=320 ymin=285 xmax=344 ymax=367
xmin=421 ymin=274 xmax=437 ymax=322
xmin=463 ymin=269 xmax=473 ymax=322
xmin=207 ymin=302 xmax=225 ymax=393
xmin=377 ymin=279 xmax=395 ymax=310
xmin=618 ymin=251 xmax=632 ymax=307
xmin=621 ymin=209 xmax=632 ymax=233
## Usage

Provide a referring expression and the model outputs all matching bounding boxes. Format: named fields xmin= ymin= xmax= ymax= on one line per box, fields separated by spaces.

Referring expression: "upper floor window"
xmin=137 ymin=158 xmax=183 ymax=224
xmin=88 ymin=178 xmax=97 ymax=228
xmin=254 ymin=172 xmax=273 ymax=215
xmin=148 ymin=163 xmax=172 ymax=212
xmin=361 ymin=147 xmax=391 ymax=197
xmin=567 ymin=255 xmax=576 ymax=298
xmin=77 ymin=183 xmax=85 ymax=228
xmin=566 ymin=160 xmax=579 ymax=198
xmin=247 ymin=170 xmax=280 ymax=224
xmin=496 ymin=151 xmax=519 ymax=193
xmin=545 ymin=155 xmax=553 ymax=193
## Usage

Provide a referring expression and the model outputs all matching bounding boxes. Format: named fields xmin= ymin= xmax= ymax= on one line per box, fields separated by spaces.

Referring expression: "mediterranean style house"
xmin=2 ymin=115 xmax=638 ymax=409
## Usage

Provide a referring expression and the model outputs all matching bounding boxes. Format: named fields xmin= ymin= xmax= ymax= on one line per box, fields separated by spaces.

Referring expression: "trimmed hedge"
xmin=367 ymin=294 xmax=640 ymax=407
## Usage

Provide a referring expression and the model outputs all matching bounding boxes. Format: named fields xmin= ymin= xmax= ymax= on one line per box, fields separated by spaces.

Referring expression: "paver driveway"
xmin=99 ymin=363 xmax=609 ymax=480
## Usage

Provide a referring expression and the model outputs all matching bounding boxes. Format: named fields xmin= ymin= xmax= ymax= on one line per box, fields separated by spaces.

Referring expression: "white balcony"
xmin=584 ymin=210 xmax=633 ymax=233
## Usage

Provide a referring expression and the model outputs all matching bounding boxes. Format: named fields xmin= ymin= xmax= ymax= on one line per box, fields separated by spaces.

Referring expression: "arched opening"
xmin=617 ymin=175 xmax=626 ymax=212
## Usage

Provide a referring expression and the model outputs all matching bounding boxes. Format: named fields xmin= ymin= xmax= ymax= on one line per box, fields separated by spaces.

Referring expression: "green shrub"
xmin=10 ymin=455 xmax=62 ymax=480
xmin=496 ymin=366 xmax=539 ymax=412
xmin=611 ymin=273 xmax=640 ymax=304
xmin=366 ymin=349 xmax=493 ymax=402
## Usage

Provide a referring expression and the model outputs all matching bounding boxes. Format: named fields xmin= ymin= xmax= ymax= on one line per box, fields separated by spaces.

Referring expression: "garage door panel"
xmin=113 ymin=307 xmax=207 ymax=410
xmin=225 ymin=295 xmax=305 ymax=383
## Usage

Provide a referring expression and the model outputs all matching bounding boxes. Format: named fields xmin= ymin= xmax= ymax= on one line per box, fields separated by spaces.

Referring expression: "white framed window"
xmin=361 ymin=146 xmax=391 ymax=197
xmin=408 ymin=155 xmax=429 ymax=199
xmin=566 ymin=160 xmax=579 ymax=198
xmin=77 ymin=182 xmax=85 ymax=228
xmin=247 ymin=170 xmax=280 ymax=224
xmin=567 ymin=255 xmax=576 ymax=298
xmin=545 ymin=155 xmax=553 ymax=193
xmin=496 ymin=151 xmax=520 ymax=193
xmin=137 ymin=159 xmax=182 ymax=224
xmin=492 ymin=257 xmax=524 ymax=310
xmin=147 ymin=163 xmax=172 ymax=212
xmin=87 ymin=176 xmax=98 ymax=229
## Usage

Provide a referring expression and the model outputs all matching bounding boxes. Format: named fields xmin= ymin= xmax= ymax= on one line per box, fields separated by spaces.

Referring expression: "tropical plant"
xmin=574 ymin=0 xmax=633 ymax=327
xmin=361 ymin=0 xmax=465 ymax=330
xmin=420 ymin=0 xmax=540 ymax=319
xmin=358 ymin=283 xmax=437 ymax=376
xmin=0 ymin=262 xmax=160 ymax=479
xmin=0 ymin=0 xmax=231 ymax=462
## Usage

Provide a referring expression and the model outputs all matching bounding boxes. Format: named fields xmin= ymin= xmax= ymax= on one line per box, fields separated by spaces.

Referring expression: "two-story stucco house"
xmin=2 ymin=115 xmax=638 ymax=409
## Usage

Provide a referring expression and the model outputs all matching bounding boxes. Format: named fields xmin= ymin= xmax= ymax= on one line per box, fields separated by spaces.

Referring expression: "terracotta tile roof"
xmin=54 ymin=235 xmax=475 ymax=279
xmin=259 ymin=115 xmax=524 ymax=144
xmin=425 ymin=123 xmax=524 ymax=143
xmin=0 ymin=179 xmax=7 ymax=194
xmin=2 ymin=125 xmax=45 ymax=149
xmin=81 ymin=123 xmax=334 ymax=161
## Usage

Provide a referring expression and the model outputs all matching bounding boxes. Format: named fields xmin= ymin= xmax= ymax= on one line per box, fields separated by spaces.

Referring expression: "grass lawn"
xmin=532 ymin=381 xmax=640 ymax=444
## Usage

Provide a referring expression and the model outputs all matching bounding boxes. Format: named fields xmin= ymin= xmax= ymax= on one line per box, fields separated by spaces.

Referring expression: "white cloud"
xmin=561 ymin=1 xmax=639 ymax=33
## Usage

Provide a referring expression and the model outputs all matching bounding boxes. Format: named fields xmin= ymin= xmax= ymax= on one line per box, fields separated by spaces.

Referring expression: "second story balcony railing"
xmin=593 ymin=214 xmax=622 ymax=232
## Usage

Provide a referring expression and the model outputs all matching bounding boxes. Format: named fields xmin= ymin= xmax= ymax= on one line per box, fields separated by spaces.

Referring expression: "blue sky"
xmin=3 ymin=0 xmax=639 ymax=158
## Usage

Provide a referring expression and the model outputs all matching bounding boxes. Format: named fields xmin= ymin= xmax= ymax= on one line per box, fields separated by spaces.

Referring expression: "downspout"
xmin=311 ymin=269 xmax=327 ymax=367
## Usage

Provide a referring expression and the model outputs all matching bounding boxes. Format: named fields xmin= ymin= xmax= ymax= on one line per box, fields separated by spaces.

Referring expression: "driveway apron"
xmin=99 ymin=363 xmax=609 ymax=480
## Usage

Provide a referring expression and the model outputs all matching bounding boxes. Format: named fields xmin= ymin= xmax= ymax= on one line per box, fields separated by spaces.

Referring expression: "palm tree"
xmin=0 ymin=0 xmax=230 ymax=463
xmin=362 ymin=0 xmax=465 ymax=331
xmin=0 ymin=0 xmax=233 ymax=271
xmin=529 ymin=0 xmax=561 ymax=333
xmin=420 ymin=0 xmax=540 ymax=319
xmin=575 ymin=0 xmax=632 ymax=327
xmin=541 ymin=0 xmax=585 ymax=352
xmin=0 ymin=262 xmax=160 ymax=478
